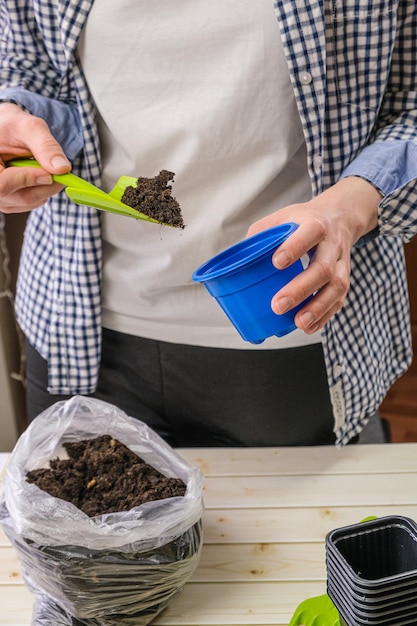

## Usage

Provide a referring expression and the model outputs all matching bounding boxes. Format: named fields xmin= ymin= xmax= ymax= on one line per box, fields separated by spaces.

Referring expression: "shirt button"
xmin=333 ymin=364 xmax=344 ymax=378
xmin=313 ymin=154 xmax=322 ymax=169
xmin=300 ymin=71 xmax=312 ymax=85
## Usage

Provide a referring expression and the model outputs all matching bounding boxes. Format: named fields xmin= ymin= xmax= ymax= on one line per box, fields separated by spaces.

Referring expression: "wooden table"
xmin=2 ymin=443 xmax=417 ymax=626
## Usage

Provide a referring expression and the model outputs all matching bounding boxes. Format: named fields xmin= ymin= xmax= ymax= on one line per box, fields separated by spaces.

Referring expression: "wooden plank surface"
xmin=177 ymin=443 xmax=417 ymax=475
xmin=1 ymin=444 xmax=417 ymax=625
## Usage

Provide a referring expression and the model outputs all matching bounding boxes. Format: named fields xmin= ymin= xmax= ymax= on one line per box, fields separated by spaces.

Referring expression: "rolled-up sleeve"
xmin=340 ymin=140 xmax=417 ymax=244
xmin=0 ymin=87 xmax=83 ymax=160
xmin=340 ymin=140 xmax=417 ymax=197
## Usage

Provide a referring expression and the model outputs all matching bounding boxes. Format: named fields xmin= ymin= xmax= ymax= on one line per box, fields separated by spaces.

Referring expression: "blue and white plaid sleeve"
xmin=0 ymin=87 xmax=83 ymax=160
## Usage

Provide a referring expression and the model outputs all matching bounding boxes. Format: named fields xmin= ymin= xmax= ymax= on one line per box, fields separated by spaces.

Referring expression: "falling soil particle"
xmin=121 ymin=170 xmax=185 ymax=229
xmin=25 ymin=434 xmax=186 ymax=517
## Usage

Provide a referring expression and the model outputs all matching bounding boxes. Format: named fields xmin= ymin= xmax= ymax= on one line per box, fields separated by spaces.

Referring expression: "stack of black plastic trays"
xmin=325 ymin=516 xmax=417 ymax=626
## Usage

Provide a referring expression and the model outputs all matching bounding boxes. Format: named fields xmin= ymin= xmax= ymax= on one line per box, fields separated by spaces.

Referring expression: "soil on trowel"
xmin=25 ymin=434 xmax=186 ymax=517
xmin=121 ymin=170 xmax=186 ymax=229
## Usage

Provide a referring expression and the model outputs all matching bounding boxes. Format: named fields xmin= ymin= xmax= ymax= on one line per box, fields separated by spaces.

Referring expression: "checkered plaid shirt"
xmin=1 ymin=0 xmax=417 ymax=444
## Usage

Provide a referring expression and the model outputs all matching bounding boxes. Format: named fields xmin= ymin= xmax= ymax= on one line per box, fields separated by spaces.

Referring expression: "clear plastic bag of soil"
xmin=0 ymin=396 xmax=204 ymax=626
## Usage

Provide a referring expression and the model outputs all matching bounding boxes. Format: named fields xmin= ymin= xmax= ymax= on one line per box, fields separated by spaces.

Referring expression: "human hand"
xmin=247 ymin=177 xmax=382 ymax=333
xmin=0 ymin=103 xmax=71 ymax=213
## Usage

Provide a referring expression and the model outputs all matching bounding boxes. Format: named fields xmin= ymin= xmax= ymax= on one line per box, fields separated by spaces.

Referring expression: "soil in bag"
xmin=26 ymin=434 xmax=186 ymax=515
xmin=23 ymin=434 xmax=201 ymax=626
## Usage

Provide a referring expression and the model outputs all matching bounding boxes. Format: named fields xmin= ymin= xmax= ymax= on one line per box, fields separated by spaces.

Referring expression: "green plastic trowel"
xmin=7 ymin=158 xmax=163 ymax=224
xmin=288 ymin=593 xmax=340 ymax=626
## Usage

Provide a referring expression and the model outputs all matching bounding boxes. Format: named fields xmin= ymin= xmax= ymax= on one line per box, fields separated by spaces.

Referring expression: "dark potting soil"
xmin=121 ymin=170 xmax=185 ymax=229
xmin=25 ymin=434 xmax=186 ymax=517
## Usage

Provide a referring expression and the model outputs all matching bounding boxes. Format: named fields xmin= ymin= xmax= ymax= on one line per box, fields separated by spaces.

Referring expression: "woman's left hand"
xmin=247 ymin=176 xmax=382 ymax=333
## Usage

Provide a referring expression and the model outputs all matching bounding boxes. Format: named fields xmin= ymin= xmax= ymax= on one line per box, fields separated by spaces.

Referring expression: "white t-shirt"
xmin=78 ymin=0 xmax=320 ymax=349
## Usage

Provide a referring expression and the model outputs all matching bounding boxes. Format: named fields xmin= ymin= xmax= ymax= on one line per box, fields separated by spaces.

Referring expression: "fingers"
xmin=0 ymin=166 xmax=64 ymax=213
xmin=294 ymin=258 xmax=350 ymax=332
xmin=0 ymin=103 xmax=70 ymax=213
xmin=270 ymin=222 xmax=351 ymax=333
xmin=0 ymin=103 xmax=71 ymax=174
xmin=19 ymin=114 xmax=71 ymax=173
xmin=272 ymin=220 xmax=326 ymax=269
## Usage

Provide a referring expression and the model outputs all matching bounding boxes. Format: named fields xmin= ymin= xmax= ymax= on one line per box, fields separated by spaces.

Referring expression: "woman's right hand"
xmin=0 ymin=102 xmax=72 ymax=213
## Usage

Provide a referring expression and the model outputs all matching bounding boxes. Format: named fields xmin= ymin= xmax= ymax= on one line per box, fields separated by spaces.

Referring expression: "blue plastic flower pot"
xmin=192 ymin=223 xmax=309 ymax=344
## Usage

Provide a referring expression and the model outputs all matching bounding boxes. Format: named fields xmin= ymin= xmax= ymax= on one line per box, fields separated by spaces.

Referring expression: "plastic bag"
xmin=0 ymin=395 xmax=204 ymax=625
